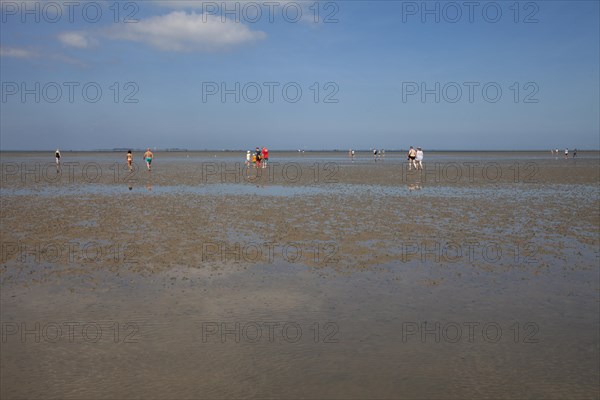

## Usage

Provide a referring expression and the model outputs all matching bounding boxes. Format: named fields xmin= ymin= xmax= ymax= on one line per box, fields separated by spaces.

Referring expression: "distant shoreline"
xmin=1 ymin=149 xmax=598 ymax=153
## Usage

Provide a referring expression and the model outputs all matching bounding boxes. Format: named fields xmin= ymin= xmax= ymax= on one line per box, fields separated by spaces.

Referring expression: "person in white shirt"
xmin=415 ymin=147 xmax=424 ymax=170
xmin=55 ymin=149 xmax=61 ymax=172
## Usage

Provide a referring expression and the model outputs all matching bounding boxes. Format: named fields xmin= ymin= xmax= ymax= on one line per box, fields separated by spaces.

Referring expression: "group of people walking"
xmin=347 ymin=148 xmax=423 ymax=168
xmin=407 ymin=146 xmax=424 ymax=170
xmin=54 ymin=146 xmax=429 ymax=173
xmin=373 ymin=149 xmax=385 ymax=160
xmin=126 ymin=149 xmax=154 ymax=171
xmin=53 ymin=148 xmax=154 ymax=172
xmin=552 ymin=148 xmax=577 ymax=158
xmin=246 ymin=147 xmax=269 ymax=168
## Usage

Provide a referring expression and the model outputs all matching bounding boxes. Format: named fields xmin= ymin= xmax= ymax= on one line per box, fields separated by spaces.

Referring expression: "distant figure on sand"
xmin=127 ymin=150 xmax=133 ymax=171
xmin=407 ymin=146 xmax=417 ymax=170
xmin=573 ymin=149 xmax=577 ymax=158
xmin=262 ymin=147 xmax=269 ymax=168
xmin=55 ymin=149 xmax=61 ymax=172
xmin=415 ymin=147 xmax=424 ymax=170
xmin=144 ymin=148 xmax=153 ymax=171
xmin=255 ymin=147 xmax=262 ymax=168
xmin=246 ymin=150 xmax=251 ymax=167
xmin=564 ymin=148 xmax=569 ymax=159
xmin=373 ymin=149 xmax=378 ymax=161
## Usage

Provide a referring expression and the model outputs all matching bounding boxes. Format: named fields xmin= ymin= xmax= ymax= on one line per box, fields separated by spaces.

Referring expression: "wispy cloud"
xmin=153 ymin=0 xmax=208 ymax=9
xmin=58 ymin=32 xmax=95 ymax=49
xmin=0 ymin=46 xmax=37 ymax=59
xmin=59 ymin=10 xmax=266 ymax=52
xmin=152 ymin=1 xmax=293 ymax=10
xmin=152 ymin=0 xmax=318 ymax=21
xmin=151 ymin=1 xmax=334 ymax=26
xmin=1 ymin=46 xmax=88 ymax=67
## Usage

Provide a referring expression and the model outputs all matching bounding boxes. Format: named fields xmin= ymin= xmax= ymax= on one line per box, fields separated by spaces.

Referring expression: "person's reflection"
xmin=408 ymin=183 xmax=422 ymax=192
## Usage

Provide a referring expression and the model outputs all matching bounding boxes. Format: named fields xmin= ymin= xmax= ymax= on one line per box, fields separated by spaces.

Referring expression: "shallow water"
xmin=1 ymin=181 xmax=597 ymax=200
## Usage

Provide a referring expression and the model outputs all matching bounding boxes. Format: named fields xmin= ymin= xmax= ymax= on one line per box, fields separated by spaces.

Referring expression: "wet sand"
xmin=1 ymin=151 xmax=599 ymax=399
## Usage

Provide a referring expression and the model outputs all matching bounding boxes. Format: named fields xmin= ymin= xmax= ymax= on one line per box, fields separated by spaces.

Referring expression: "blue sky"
xmin=1 ymin=0 xmax=598 ymax=150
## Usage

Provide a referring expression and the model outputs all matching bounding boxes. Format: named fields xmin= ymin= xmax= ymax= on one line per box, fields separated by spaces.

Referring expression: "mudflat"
xmin=1 ymin=151 xmax=599 ymax=399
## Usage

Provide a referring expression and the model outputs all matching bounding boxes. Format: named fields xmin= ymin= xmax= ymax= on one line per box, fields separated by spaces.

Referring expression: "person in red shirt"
xmin=262 ymin=147 xmax=269 ymax=168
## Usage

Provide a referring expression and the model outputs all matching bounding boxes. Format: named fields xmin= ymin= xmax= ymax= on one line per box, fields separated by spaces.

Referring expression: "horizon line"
xmin=1 ymin=148 xmax=598 ymax=153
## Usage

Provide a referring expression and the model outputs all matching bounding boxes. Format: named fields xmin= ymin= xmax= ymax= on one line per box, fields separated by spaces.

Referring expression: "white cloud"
xmin=152 ymin=1 xmax=295 ymax=10
xmin=152 ymin=1 xmax=331 ymax=26
xmin=153 ymin=0 xmax=207 ymax=9
xmin=58 ymin=32 xmax=93 ymax=48
xmin=0 ymin=46 xmax=37 ymax=58
xmin=105 ymin=11 xmax=266 ymax=52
